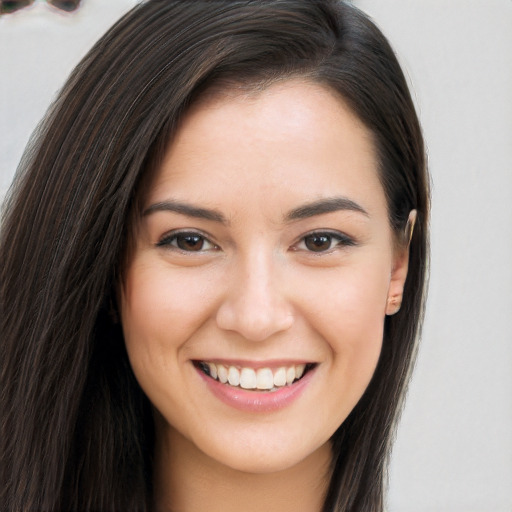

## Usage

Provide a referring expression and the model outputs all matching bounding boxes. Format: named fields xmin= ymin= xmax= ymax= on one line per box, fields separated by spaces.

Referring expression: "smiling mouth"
xmin=194 ymin=361 xmax=316 ymax=392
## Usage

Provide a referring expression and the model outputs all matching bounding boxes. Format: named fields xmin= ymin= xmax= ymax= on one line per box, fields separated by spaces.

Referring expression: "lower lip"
xmin=195 ymin=365 xmax=316 ymax=413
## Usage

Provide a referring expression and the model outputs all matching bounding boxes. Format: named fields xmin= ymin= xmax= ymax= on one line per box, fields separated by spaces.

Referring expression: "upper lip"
xmin=193 ymin=358 xmax=316 ymax=369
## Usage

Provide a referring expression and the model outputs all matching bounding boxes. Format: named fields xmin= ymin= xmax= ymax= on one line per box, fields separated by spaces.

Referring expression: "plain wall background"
xmin=1 ymin=1 xmax=511 ymax=511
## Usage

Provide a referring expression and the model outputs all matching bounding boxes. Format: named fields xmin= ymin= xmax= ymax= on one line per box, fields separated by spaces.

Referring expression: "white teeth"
xmin=200 ymin=361 xmax=311 ymax=390
xmin=256 ymin=368 xmax=274 ymax=390
xmin=217 ymin=364 xmax=228 ymax=384
xmin=286 ymin=366 xmax=296 ymax=384
xmin=228 ymin=366 xmax=240 ymax=386
xmin=295 ymin=364 xmax=306 ymax=379
xmin=273 ymin=367 xmax=287 ymax=387
xmin=208 ymin=363 xmax=218 ymax=380
xmin=240 ymin=368 xmax=257 ymax=389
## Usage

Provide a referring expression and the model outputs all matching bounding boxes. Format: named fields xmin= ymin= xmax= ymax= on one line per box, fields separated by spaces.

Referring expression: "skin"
xmin=120 ymin=80 xmax=410 ymax=512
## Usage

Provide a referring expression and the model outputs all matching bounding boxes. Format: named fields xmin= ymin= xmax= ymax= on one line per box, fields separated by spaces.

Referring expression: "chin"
xmin=197 ymin=430 xmax=332 ymax=476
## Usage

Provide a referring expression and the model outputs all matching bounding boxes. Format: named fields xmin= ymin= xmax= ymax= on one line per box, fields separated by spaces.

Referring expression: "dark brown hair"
xmin=0 ymin=1 xmax=429 ymax=510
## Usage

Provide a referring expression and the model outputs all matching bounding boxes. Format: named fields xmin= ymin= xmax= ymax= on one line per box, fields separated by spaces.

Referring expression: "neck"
xmin=153 ymin=426 xmax=332 ymax=512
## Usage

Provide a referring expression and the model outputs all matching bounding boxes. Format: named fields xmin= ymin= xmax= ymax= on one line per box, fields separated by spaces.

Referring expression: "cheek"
xmin=299 ymin=258 xmax=389 ymax=332
xmin=297 ymin=262 xmax=389 ymax=394
xmin=119 ymin=260 xmax=219 ymax=370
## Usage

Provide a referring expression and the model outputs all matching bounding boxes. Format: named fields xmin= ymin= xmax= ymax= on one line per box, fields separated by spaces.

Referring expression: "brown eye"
xmin=176 ymin=234 xmax=204 ymax=251
xmin=296 ymin=231 xmax=355 ymax=253
xmin=304 ymin=234 xmax=333 ymax=252
xmin=156 ymin=231 xmax=217 ymax=252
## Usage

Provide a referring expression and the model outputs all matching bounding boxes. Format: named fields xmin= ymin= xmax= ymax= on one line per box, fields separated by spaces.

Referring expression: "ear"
xmin=386 ymin=210 xmax=417 ymax=316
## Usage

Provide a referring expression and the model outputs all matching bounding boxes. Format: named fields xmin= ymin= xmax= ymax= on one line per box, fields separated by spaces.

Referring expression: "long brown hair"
xmin=0 ymin=1 xmax=429 ymax=510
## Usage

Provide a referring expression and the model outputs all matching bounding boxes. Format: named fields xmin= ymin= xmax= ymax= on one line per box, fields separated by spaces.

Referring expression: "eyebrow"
xmin=143 ymin=196 xmax=368 ymax=224
xmin=143 ymin=200 xmax=227 ymax=224
xmin=284 ymin=196 xmax=369 ymax=221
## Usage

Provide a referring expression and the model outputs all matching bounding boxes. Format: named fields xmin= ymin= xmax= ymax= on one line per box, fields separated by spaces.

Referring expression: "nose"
xmin=215 ymin=251 xmax=294 ymax=342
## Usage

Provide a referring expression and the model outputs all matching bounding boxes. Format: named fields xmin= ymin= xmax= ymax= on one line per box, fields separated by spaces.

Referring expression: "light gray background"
xmin=1 ymin=1 xmax=511 ymax=511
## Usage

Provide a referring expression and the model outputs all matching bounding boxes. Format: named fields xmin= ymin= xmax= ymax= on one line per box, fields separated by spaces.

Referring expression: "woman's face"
xmin=120 ymin=80 xmax=410 ymax=474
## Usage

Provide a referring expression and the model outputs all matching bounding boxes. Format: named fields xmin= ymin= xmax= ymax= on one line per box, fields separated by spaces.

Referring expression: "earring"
xmin=386 ymin=295 xmax=402 ymax=315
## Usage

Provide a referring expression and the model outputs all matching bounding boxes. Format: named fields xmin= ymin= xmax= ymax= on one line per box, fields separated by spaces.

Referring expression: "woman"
xmin=0 ymin=1 xmax=429 ymax=511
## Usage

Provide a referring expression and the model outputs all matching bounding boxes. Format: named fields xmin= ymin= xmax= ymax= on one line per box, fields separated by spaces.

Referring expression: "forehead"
xmin=146 ymin=80 xmax=384 ymax=221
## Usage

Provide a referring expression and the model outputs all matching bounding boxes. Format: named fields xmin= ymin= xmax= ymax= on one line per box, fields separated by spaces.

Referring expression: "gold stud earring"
xmin=386 ymin=295 xmax=402 ymax=315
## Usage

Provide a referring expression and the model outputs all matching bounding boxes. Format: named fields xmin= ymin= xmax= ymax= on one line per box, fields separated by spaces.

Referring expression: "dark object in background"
xmin=0 ymin=0 xmax=81 ymax=14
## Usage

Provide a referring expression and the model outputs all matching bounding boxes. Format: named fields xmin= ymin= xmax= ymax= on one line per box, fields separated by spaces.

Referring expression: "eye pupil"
xmin=177 ymin=234 xmax=204 ymax=251
xmin=305 ymin=234 xmax=331 ymax=252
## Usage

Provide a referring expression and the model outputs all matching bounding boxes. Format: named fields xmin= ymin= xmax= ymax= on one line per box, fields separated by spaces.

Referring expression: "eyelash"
xmin=292 ymin=230 xmax=356 ymax=253
xmin=156 ymin=231 xmax=219 ymax=252
xmin=156 ymin=230 xmax=355 ymax=254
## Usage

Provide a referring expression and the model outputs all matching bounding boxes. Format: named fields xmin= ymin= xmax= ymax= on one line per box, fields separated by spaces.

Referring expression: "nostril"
xmin=215 ymin=301 xmax=293 ymax=341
